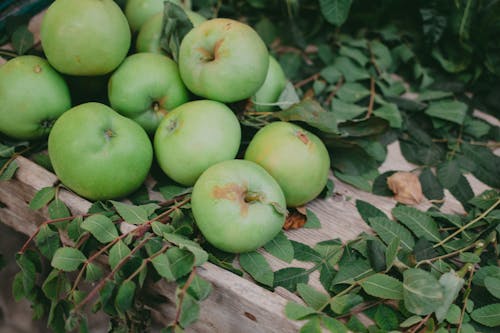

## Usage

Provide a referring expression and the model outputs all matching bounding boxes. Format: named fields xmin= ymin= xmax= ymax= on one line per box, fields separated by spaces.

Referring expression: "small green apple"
xmin=108 ymin=53 xmax=188 ymax=134
xmin=136 ymin=11 xmax=206 ymax=54
xmin=192 ymin=159 xmax=286 ymax=253
xmin=0 ymin=56 xmax=71 ymax=140
xmin=41 ymin=0 xmax=131 ymax=76
xmin=48 ymin=103 xmax=153 ymax=200
xmin=253 ymin=55 xmax=287 ymax=111
xmin=178 ymin=18 xmax=269 ymax=103
xmin=125 ymin=0 xmax=181 ymax=32
xmin=154 ymin=100 xmax=241 ymax=186
xmin=244 ymin=121 xmax=331 ymax=207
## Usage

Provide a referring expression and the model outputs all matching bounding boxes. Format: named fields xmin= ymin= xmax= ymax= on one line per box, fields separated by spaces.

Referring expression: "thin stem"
xmin=416 ymin=241 xmax=480 ymax=268
xmin=433 ymin=198 xmax=500 ymax=248
xmin=173 ymin=267 xmax=197 ymax=326
xmin=325 ymin=76 xmax=345 ymax=105
xmin=366 ymin=77 xmax=376 ymax=118
xmin=124 ymin=243 xmax=171 ymax=283
xmin=294 ymin=73 xmax=320 ymax=89
xmin=0 ymin=146 xmax=33 ymax=176
xmin=408 ymin=313 xmax=431 ymax=333
xmin=457 ymin=268 xmax=475 ymax=333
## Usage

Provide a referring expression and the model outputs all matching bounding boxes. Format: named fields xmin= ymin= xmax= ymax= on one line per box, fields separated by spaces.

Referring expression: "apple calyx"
xmin=104 ymin=128 xmax=115 ymax=141
xmin=197 ymin=39 xmax=224 ymax=63
xmin=40 ymin=118 xmax=56 ymax=129
xmin=33 ymin=64 xmax=42 ymax=73
xmin=151 ymin=99 xmax=167 ymax=116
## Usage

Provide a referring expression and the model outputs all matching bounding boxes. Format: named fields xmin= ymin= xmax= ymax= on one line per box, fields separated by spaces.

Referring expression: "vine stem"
xmin=457 ymin=268 xmax=475 ymax=333
xmin=366 ymin=77 xmax=376 ymax=118
xmin=325 ymin=76 xmax=345 ymax=105
xmin=294 ymin=73 xmax=320 ymax=89
xmin=70 ymin=196 xmax=191 ymax=293
xmin=173 ymin=267 xmax=198 ymax=327
xmin=124 ymin=243 xmax=171 ymax=283
xmin=408 ymin=313 xmax=431 ymax=333
xmin=433 ymin=198 xmax=500 ymax=248
xmin=416 ymin=241 xmax=481 ymax=268
xmin=0 ymin=146 xmax=33 ymax=176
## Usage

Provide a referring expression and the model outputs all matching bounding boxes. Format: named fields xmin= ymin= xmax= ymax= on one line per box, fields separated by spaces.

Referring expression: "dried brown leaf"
xmin=283 ymin=210 xmax=306 ymax=230
xmin=387 ymin=171 xmax=423 ymax=205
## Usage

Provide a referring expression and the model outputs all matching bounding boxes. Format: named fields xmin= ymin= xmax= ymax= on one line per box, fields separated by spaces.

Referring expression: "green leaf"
xmin=11 ymin=25 xmax=34 ymax=55
xmin=51 ymin=247 xmax=86 ymax=272
xmin=151 ymin=253 xmax=176 ymax=281
xmin=109 ymin=240 xmax=131 ymax=270
xmin=403 ymin=268 xmax=444 ymax=315
xmin=322 ymin=316 xmax=348 ymax=333
xmin=274 ymin=267 xmax=309 ymax=292
xmin=285 ymin=302 xmax=316 ymax=321
xmin=356 ymin=200 xmax=387 ymax=225
xmin=115 ymin=280 xmax=136 ymax=315
xmin=474 ymin=266 xmax=500 ymax=287
xmin=471 ymin=303 xmax=500 ymax=327
xmin=0 ymin=160 xmax=18 ymax=180
xmin=186 ymin=275 xmax=212 ymax=301
xmin=275 ymin=99 xmax=338 ymax=134
xmin=85 ymin=262 xmax=103 ymax=282
xmin=330 ymin=293 xmax=364 ymax=314
xmin=81 ymin=214 xmax=118 ymax=244
xmin=369 ymin=216 xmax=415 ymax=251
xmin=339 ymin=45 xmax=369 ymax=66
xmin=177 ymin=293 xmax=199 ymax=328
xmin=400 ymin=315 xmax=422 ymax=328
xmin=331 ymin=98 xmax=367 ymax=122
xmin=392 ymin=206 xmax=441 ymax=243
xmin=435 ymin=271 xmax=465 ymax=323
xmin=158 ymin=184 xmax=192 ymax=201
xmin=336 ymin=82 xmax=370 ymax=103
xmin=42 ymin=269 xmax=70 ymax=301
xmin=239 ymin=251 xmax=274 ymax=287
xmin=48 ymin=199 xmax=70 ymax=220
xmin=331 ymin=259 xmax=372 ymax=286
xmin=360 ymin=274 xmax=404 ymax=300
xmin=167 ymin=247 xmax=195 ymax=280
xmin=425 ymin=100 xmax=467 ymax=125
xmin=367 ymin=238 xmax=386 ymax=272
xmin=346 ymin=316 xmax=367 ymax=332
xmin=163 ymin=232 xmax=208 ymax=266
xmin=419 ymin=167 xmax=444 ymax=201
xmin=320 ymin=65 xmax=342 ymax=83
xmin=264 ymin=231 xmax=294 ymax=263
xmin=35 ymin=225 xmax=60 ymax=260
xmin=300 ymin=317 xmax=322 ymax=333
xmin=333 ymin=56 xmax=371 ymax=82
xmin=15 ymin=253 xmax=36 ymax=296
xmin=319 ymin=0 xmax=353 ymax=26
xmin=461 ymin=143 xmax=500 ymax=188
xmin=484 ymin=276 xmax=500 ymax=299
xmin=374 ymin=304 xmax=399 ymax=330
xmin=385 ymin=237 xmax=399 ymax=270
xmin=159 ymin=1 xmax=194 ymax=62
xmin=446 ymin=304 xmax=462 ymax=324
xmin=373 ymin=103 xmax=402 ymax=128
xmin=297 ymin=283 xmax=329 ymax=310
xmin=314 ymin=240 xmax=344 ymax=267
xmin=292 ymin=241 xmax=323 ymax=263
xmin=437 ymin=160 xmax=461 ymax=188
xmin=448 ymin=174 xmax=475 ymax=207
xmin=334 ymin=172 xmax=372 ymax=192
xmin=111 ymin=201 xmax=158 ymax=224
xmin=29 ymin=187 xmax=56 ymax=210
xmin=304 ymin=209 xmax=321 ymax=229
xmin=67 ymin=216 xmax=84 ymax=242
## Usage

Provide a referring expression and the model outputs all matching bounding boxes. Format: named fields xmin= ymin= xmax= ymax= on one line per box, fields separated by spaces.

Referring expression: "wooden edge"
xmin=0 ymin=156 xmax=301 ymax=332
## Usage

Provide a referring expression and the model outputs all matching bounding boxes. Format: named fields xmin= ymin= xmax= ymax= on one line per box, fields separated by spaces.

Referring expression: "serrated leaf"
xmin=373 ymin=103 xmax=402 ymax=128
xmin=300 ymin=317 xmax=322 ymax=333
xmin=331 ymin=98 xmax=367 ymax=122
xmin=374 ymin=304 xmax=399 ymax=330
xmin=319 ymin=0 xmax=353 ymax=26
xmin=333 ymin=56 xmax=371 ymax=82
xmin=336 ymin=82 xmax=370 ymax=103
xmin=81 ymin=214 xmax=118 ymax=244
xmin=485 ymin=276 xmax=500 ymax=299
xmin=385 ymin=237 xmax=399 ymax=270
xmin=314 ymin=240 xmax=344 ymax=267
xmin=85 ymin=262 xmax=103 ymax=282
xmin=360 ymin=274 xmax=404 ymax=300
xmin=263 ymin=231 xmax=294 ymax=263
xmin=115 ymin=280 xmax=136 ymax=315
xmin=419 ymin=167 xmax=444 ymax=201
xmin=109 ymin=240 xmax=131 ymax=270
xmin=111 ymin=201 xmax=157 ymax=225
xmin=42 ymin=269 xmax=70 ymax=301
xmin=461 ymin=143 xmax=500 ymax=188
xmin=392 ymin=206 xmax=441 ymax=243
xmin=322 ymin=316 xmax=348 ymax=333
xmin=330 ymin=293 xmax=364 ymax=314
xmin=51 ymin=247 xmax=86 ymax=272
xmin=186 ymin=275 xmax=212 ymax=301
xmin=297 ymin=283 xmax=329 ymax=310
xmin=167 ymin=247 xmax=194 ymax=280
xmin=163 ymin=232 xmax=208 ymax=266
xmin=292 ymin=241 xmax=323 ymax=263
xmin=437 ymin=160 xmax=461 ymax=188
xmin=48 ymin=199 xmax=70 ymax=220
xmin=151 ymin=253 xmax=175 ymax=281
xmin=285 ymin=302 xmax=317 ymax=320
xmin=367 ymin=238 xmax=386 ymax=272
xmin=274 ymin=267 xmax=309 ymax=292
xmin=177 ymin=293 xmax=199 ymax=328
xmin=339 ymin=45 xmax=369 ymax=66
xmin=158 ymin=184 xmax=192 ymax=201
xmin=331 ymin=259 xmax=373 ymax=286
xmin=275 ymin=99 xmax=338 ymax=134
xmin=425 ymin=100 xmax=467 ymax=125
xmin=239 ymin=251 xmax=274 ymax=287
xmin=356 ymin=200 xmax=387 ymax=226
xmin=29 ymin=187 xmax=56 ymax=210
xmin=400 ymin=315 xmax=422 ymax=328
xmin=304 ymin=209 xmax=321 ymax=229
xmin=471 ymin=303 xmax=500 ymax=327
xmin=35 ymin=225 xmax=60 ymax=260
xmin=11 ymin=25 xmax=34 ymax=55
xmin=403 ymin=268 xmax=444 ymax=315
xmin=449 ymin=174 xmax=475 ymax=207
xmin=369 ymin=216 xmax=415 ymax=251
xmin=435 ymin=271 xmax=465 ymax=322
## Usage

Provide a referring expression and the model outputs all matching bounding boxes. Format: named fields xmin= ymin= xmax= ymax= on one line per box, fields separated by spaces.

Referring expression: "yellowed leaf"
xmin=387 ymin=171 xmax=423 ymax=205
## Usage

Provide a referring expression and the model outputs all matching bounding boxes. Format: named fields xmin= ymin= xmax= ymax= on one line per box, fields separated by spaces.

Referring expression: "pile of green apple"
xmin=0 ymin=0 xmax=330 ymax=253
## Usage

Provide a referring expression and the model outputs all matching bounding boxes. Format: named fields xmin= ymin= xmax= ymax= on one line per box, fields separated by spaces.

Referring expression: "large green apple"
xmin=125 ymin=0 xmax=181 ymax=32
xmin=108 ymin=53 xmax=188 ymax=134
xmin=136 ymin=11 xmax=206 ymax=54
xmin=154 ymin=100 xmax=241 ymax=186
xmin=41 ymin=0 xmax=131 ymax=76
xmin=253 ymin=55 xmax=287 ymax=111
xmin=0 ymin=56 xmax=71 ymax=140
xmin=244 ymin=122 xmax=330 ymax=207
xmin=191 ymin=159 xmax=286 ymax=253
xmin=48 ymin=103 xmax=153 ymax=201
xmin=178 ymin=18 xmax=269 ymax=103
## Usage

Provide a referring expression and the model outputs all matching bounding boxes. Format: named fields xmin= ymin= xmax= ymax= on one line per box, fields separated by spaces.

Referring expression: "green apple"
xmin=136 ymin=11 xmax=206 ymax=54
xmin=178 ymin=18 xmax=269 ymax=103
xmin=253 ymin=55 xmax=287 ymax=111
xmin=41 ymin=0 xmax=131 ymax=76
xmin=108 ymin=53 xmax=188 ymax=134
xmin=244 ymin=122 xmax=330 ymax=207
xmin=0 ymin=56 xmax=71 ymax=140
xmin=154 ymin=100 xmax=241 ymax=186
xmin=125 ymin=0 xmax=181 ymax=32
xmin=48 ymin=103 xmax=153 ymax=200
xmin=192 ymin=159 xmax=286 ymax=253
